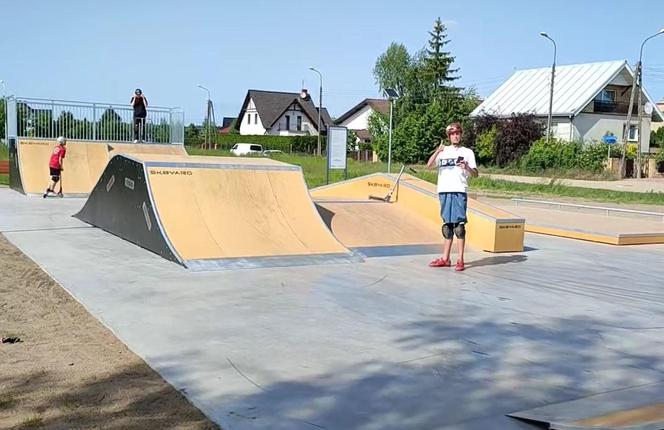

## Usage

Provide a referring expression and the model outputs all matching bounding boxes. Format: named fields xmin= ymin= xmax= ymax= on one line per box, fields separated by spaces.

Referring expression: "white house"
xmin=471 ymin=60 xmax=664 ymax=151
xmin=335 ymin=98 xmax=390 ymax=143
xmin=237 ymin=89 xmax=331 ymax=136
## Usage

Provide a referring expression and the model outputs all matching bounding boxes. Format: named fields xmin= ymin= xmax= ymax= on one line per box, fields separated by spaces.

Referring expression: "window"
xmin=597 ymin=89 xmax=616 ymax=102
xmin=285 ymin=115 xmax=290 ymax=130
xmin=628 ymin=125 xmax=639 ymax=142
xmin=254 ymin=114 xmax=258 ymax=124
xmin=297 ymin=116 xmax=302 ymax=131
xmin=250 ymin=145 xmax=262 ymax=151
xmin=247 ymin=114 xmax=250 ymax=125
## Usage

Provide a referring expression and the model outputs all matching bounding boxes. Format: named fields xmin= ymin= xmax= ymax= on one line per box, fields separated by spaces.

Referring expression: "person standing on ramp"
xmin=43 ymin=136 xmax=67 ymax=198
xmin=426 ymin=122 xmax=478 ymax=271
xmin=131 ymin=88 xmax=148 ymax=142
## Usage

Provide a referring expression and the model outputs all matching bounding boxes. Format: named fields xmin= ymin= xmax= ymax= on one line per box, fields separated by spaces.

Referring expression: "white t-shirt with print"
xmin=435 ymin=145 xmax=477 ymax=193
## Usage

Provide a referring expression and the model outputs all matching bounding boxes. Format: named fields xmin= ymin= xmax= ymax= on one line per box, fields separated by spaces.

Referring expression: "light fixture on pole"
xmin=384 ymin=88 xmax=399 ymax=174
xmin=635 ymin=28 xmax=664 ymax=178
xmin=309 ymin=67 xmax=323 ymax=156
xmin=540 ymin=32 xmax=556 ymax=144
xmin=197 ymin=84 xmax=215 ymax=150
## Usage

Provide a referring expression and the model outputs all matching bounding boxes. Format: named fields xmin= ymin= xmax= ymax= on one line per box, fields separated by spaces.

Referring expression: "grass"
xmin=21 ymin=415 xmax=43 ymax=428
xmin=184 ymin=147 xmax=664 ymax=206
xmin=0 ymin=394 xmax=16 ymax=410
xmin=0 ymin=144 xmax=8 ymax=161
xmin=0 ymin=174 xmax=8 ymax=186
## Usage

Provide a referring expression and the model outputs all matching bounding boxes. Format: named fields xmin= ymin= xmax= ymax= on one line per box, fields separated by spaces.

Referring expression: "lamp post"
xmin=384 ymin=88 xmax=399 ymax=174
xmin=309 ymin=67 xmax=323 ymax=156
xmin=197 ymin=84 xmax=212 ymax=149
xmin=635 ymin=28 xmax=664 ymax=178
xmin=540 ymin=32 xmax=556 ymax=143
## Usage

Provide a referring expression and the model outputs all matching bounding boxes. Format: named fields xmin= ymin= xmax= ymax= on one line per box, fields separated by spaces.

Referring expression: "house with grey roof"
xmin=236 ymin=89 xmax=331 ymax=136
xmin=471 ymin=60 xmax=664 ymax=151
xmin=335 ymin=98 xmax=390 ymax=143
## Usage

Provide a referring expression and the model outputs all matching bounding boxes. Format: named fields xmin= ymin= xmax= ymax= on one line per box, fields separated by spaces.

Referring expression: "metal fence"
xmin=5 ymin=97 xmax=184 ymax=144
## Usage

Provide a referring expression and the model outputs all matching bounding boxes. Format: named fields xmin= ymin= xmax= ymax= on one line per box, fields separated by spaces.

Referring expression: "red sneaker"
xmin=429 ymin=257 xmax=451 ymax=268
xmin=454 ymin=260 xmax=465 ymax=272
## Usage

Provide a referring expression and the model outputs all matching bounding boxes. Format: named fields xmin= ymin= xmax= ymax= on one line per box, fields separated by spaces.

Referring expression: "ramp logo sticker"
xmin=124 ymin=177 xmax=135 ymax=190
xmin=498 ymin=224 xmax=523 ymax=230
xmin=368 ymin=181 xmax=391 ymax=189
xmin=142 ymin=201 xmax=152 ymax=231
xmin=149 ymin=169 xmax=193 ymax=176
xmin=106 ymin=175 xmax=115 ymax=192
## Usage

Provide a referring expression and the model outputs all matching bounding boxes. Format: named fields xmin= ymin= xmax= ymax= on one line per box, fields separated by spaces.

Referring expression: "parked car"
xmin=230 ymin=143 xmax=263 ymax=156
xmin=262 ymin=150 xmax=284 ymax=157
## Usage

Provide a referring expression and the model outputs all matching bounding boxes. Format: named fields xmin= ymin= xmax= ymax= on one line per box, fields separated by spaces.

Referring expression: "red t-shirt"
xmin=49 ymin=145 xmax=66 ymax=169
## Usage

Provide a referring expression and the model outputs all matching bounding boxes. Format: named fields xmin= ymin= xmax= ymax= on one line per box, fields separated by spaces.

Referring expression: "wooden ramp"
xmin=492 ymin=199 xmax=664 ymax=246
xmin=75 ymin=154 xmax=360 ymax=269
xmin=508 ymin=382 xmax=664 ymax=429
xmin=10 ymin=138 xmax=186 ymax=196
xmin=315 ymin=200 xmax=442 ymax=257
xmin=311 ymin=173 xmax=525 ymax=253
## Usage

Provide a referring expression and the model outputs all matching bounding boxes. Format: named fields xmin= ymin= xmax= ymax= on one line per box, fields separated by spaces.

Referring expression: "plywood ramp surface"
xmin=148 ymin=167 xmax=349 ymax=260
xmin=17 ymin=139 xmax=110 ymax=194
xmin=315 ymin=201 xmax=440 ymax=248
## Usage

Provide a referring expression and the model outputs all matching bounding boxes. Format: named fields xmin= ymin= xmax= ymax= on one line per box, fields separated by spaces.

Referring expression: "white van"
xmin=230 ymin=143 xmax=263 ymax=156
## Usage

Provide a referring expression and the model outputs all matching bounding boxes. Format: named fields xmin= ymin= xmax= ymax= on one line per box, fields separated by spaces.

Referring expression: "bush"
xmin=521 ymin=138 xmax=580 ymax=171
xmin=521 ymin=138 xmax=609 ymax=173
xmin=577 ymin=142 xmax=608 ymax=172
xmin=494 ymin=114 xmax=545 ymax=167
xmin=475 ymin=126 xmax=497 ymax=165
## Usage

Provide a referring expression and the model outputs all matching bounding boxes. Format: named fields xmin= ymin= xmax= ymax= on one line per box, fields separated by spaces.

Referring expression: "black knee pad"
xmin=51 ymin=175 xmax=60 ymax=183
xmin=442 ymin=223 xmax=454 ymax=239
xmin=453 ymin=222 xmax=466 ymax=239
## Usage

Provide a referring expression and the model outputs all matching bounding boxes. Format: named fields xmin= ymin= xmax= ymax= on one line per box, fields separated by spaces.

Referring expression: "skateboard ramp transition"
xmin=311 ymin=173 xmax=525 ymax=253
xmin=75 ymin=154 xmax=360 ymax=269
xmin=10 ymin=138 xmax=187 ymax=196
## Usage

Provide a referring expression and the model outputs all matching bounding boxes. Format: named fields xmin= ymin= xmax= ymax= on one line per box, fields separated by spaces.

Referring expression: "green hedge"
xmin=186 ymin=134 xmax=327 ymax=154
xmin=521 ymin=138 xmax=608 ymax=173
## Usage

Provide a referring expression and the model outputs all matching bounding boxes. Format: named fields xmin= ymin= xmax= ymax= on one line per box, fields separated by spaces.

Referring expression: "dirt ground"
xmin=0 ymin=234 xmax=220 ymax=430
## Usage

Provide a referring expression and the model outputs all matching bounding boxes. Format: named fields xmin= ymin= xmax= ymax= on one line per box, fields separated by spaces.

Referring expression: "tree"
xmin=373 ymin=43 xmax=412 ymax=97
xmin=423 ymin=17 xmax=459 ymax=99
xmin=370 ymin=18 xmax=479 ymax=164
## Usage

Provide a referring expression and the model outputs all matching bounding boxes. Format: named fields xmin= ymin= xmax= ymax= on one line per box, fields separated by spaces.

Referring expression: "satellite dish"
xmin=644 ymin=102 xmax=653 ymax=115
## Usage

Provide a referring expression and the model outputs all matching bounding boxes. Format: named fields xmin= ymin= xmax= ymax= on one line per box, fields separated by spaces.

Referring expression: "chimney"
xmin=300 ymin=88 xmax=309 ymax=100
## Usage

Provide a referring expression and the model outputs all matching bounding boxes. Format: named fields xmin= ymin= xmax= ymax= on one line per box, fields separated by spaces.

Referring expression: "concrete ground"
xmin=484 ymin=173 xmax=664 ymax=193
xmin=2 ymin=188 xmax=664 ymax=430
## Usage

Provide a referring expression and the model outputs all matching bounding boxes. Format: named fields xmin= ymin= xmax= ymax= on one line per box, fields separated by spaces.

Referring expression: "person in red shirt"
xmin=44 ymin=136 xmax=67 ymax=198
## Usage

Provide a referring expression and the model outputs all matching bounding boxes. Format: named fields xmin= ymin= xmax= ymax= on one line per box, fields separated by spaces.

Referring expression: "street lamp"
xmin=384 ymin=88 xmax=399 ymax=174
xmin=197 ymin=84 xmax=214 ymax=149
xmin=636 ymin=28 xmax=664 ymax=178
xmin=309 ymin=67 xmax=323 ymax=156
xmin=540 ymin=32 xmax=556 ymax=143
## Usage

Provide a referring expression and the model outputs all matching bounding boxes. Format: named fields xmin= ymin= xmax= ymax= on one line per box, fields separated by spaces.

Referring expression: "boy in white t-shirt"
xmin=426 ymin=122 xmax=478 ymax=271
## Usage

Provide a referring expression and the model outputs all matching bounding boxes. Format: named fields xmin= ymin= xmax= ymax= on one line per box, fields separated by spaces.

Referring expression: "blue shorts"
xmin=438 ymin=192 xmax=468 ymax=224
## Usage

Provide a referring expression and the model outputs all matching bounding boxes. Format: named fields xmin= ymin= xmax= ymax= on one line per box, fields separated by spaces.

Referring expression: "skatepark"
xmin=2 ymin=97 xmax=664 ymax=429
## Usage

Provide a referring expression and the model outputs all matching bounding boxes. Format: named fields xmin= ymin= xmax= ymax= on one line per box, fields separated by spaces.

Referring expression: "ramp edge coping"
xmin=143 ymin=161 xmax=301 ymax=171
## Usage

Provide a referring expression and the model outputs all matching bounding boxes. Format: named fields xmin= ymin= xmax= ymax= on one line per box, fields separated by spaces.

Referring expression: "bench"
xmin=0 ymin=161 xmax=8 ymax=175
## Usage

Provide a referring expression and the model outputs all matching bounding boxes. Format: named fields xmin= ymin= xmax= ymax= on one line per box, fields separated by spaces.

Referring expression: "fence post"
xmin=92 ymin=104 xmax=97 ymax=141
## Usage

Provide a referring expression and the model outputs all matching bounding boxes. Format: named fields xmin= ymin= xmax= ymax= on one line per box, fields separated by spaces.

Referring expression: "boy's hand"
xmin=456 ymin=160 xmax=468 ymax=170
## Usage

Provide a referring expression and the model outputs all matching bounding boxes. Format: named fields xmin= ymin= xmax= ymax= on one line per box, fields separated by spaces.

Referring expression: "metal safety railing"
xmin=5 ymin=96 xmax=184 ymax=144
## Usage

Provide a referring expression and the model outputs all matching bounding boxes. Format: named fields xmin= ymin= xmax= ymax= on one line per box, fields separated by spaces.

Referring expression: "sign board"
xmin=327 ymin=126 xmax=348 ymax=170
xmin=602 ymin=135 xmax=617 ymax=145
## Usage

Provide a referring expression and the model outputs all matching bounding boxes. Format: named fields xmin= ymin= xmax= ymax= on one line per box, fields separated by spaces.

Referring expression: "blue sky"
xmin=2 ymin=0 xmax=663 ymax=123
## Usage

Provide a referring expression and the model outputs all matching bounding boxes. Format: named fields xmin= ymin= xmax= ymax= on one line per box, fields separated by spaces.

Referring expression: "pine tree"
xmin=424 ymin=17 xmax=459 ymax=98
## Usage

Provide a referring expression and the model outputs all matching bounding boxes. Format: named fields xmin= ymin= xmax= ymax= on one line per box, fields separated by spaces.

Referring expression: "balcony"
xmin=593 ymin=100 xmax=637 ymax=115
